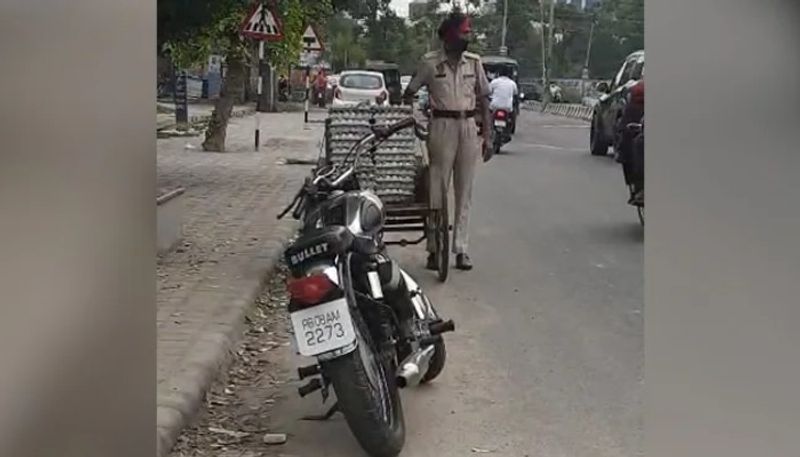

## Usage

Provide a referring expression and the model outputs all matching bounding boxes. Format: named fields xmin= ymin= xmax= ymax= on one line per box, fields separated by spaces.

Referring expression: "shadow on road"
xmin=585 ymin=221 xmax=644 ymax=245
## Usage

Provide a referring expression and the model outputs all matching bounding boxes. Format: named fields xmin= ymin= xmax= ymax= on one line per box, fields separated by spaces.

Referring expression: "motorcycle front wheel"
xmin=323 ymin=315 xmax=405 ymax=457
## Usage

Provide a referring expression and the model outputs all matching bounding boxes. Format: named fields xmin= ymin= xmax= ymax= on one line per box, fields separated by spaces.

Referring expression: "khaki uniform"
xmin=407 ymin=50 xmax=490 ymax=254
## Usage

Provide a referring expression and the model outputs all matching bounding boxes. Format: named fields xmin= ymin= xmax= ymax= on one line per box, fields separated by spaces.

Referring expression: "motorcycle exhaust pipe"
xmin=396 ymin=344 xmax=435 ymax=388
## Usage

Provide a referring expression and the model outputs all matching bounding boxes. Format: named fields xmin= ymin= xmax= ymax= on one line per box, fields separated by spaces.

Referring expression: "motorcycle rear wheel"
xmin=324 ymin=318 xmax=405 ymax=457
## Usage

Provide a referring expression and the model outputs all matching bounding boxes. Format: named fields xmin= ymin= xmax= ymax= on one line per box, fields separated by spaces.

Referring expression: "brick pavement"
xmin=156 ymin=112 xmax=323 ymax=456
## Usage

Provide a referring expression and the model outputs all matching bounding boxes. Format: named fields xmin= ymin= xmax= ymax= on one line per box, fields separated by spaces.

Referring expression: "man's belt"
xmin=431 ymin=109 xmax=476 ymax=119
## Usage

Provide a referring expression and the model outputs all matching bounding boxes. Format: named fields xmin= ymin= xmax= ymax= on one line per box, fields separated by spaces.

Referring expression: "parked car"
xmin=590 ymin=50 xmax=644 ymax=156
xmin=332 ymin=71 xmax=390 ymax=107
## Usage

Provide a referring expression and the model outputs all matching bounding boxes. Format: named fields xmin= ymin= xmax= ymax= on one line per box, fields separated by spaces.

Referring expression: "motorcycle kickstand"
xmin=301 ymin=401 xmax=339 ymax=421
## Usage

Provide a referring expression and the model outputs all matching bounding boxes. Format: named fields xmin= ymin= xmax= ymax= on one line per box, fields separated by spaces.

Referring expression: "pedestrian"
xmin=403 ymin=10 xmax=492 ymax=271
xmin=278 ymin=74 xmax=289 ymax=101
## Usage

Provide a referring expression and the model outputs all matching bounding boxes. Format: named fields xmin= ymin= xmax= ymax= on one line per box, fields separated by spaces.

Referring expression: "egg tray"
xmin=325 ymin=106 xmax=422 ymax=204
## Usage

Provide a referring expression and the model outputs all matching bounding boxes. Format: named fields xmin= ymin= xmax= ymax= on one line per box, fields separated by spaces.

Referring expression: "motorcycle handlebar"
xmin=372 ymin=116 xmax=416 ymax=140
xmin=279 ymin=116 xmax=426 ymax=220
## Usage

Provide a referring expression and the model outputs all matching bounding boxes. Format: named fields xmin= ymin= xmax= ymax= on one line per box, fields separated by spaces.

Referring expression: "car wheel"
xmin=590 ymin=113 xmax=609 ymax=156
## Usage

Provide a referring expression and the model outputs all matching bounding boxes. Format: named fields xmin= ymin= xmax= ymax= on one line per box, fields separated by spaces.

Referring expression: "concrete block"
xmin=157 ymin=187 xmax=185 ymax=255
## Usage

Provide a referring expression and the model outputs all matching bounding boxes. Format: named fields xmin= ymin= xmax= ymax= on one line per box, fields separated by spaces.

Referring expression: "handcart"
xmin=323 ymin=105 xmax=450 ymax=282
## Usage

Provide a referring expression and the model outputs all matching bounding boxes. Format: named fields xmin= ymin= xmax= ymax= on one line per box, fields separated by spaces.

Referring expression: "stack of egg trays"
xmin=326 ymin=106 xmax=421 ymax=204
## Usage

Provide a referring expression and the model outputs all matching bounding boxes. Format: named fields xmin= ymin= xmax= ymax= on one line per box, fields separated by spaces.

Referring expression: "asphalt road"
xmin=267 ymin=110 xmax=643 ymax=457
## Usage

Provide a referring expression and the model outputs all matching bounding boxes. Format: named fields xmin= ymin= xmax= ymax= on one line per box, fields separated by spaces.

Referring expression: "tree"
xmin=587 ymin=0 xmax=644 ymax=78
xmin=325 ymin=13 xmax=367 ymax=71
xmin=161 ymin=0 xmax=332 ymax=152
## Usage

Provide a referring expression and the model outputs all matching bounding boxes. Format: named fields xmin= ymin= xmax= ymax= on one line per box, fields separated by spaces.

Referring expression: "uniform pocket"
xmin=430 ymin=76 xmax=452 ymax=103
xmin=461 ymin=73 xmax=476 ymax=103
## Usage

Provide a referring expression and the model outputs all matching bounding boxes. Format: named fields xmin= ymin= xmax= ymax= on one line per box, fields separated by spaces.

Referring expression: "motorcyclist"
xmin=489 ymin=66 xmax=518 ymax=133
xmin=313 ymin=70 xmax=327 ymax=107
xmin=548 ymin=82 xmax=562 ymax=103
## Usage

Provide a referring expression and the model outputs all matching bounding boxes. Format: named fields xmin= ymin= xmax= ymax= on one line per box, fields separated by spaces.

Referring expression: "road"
xmin=260 ymin=110 xmax=643 ymax=457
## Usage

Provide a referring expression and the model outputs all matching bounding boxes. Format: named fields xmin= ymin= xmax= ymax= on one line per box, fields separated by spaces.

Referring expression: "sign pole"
xmin=304 ymin=67 xmax=310 ymax=124
xmin=255 ymin=39 xmax=265 ymax=150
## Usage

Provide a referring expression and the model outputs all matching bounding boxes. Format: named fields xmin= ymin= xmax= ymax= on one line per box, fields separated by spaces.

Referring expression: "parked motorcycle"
xmin=277 ymin=117 xmax=455 ymax=457
xmin=625 ymin=121 xmax=644 ymax=226
xmin=490 ymin=109 xmax=513 ymax=155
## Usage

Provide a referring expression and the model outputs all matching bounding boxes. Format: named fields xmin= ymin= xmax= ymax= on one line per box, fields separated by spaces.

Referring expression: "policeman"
xmin=403 ymin=11 xmax=491 ymax=271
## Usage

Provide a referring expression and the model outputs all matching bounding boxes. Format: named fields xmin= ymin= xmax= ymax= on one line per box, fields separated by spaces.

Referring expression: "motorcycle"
xmin=277 ymin=117 xmax=455 ymax=457
xmin=490 ymin=108 xmax=513 ymax=155
xmin=314 ymin=87 xmax=326 ymax=108
xmin=625 ymin=121 xmax=644 ymax=226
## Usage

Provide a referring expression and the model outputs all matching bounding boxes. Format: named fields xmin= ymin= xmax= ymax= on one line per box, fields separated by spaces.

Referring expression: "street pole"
xmin=546 ymin=0 xmax=556 ymax=86
xmin=255 ymin=39 xmax=265 ymax=150
xmin=538 ymin=1 xmax=547 ymax=101
xmin=303 ymin=67 xmax=310 ymax=124
xmin=500 ymin=0 xmax=509 ymax=56
xmin=581 ymin=19 xmax=595 ymax=99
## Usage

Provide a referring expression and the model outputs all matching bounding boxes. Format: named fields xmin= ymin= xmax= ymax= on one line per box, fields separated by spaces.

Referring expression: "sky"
xmin=390 ymin=0 xmax=412 ymax=17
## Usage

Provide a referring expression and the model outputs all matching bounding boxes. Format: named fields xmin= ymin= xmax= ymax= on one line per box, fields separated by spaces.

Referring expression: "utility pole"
xmin=538 ymin=2 xmax=547 ymax=96
xmin=581 ymin=18 xmax=595 ymax=98
xmin=546 ymin=0 xmax=556 ymax=85
xmin=500 ymin=0 xmax=509 ymax=56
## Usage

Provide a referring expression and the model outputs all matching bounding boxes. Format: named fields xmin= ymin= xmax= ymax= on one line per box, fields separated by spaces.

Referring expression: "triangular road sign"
xmin=241 ymin=3 xmax=284 ymax=41
xmin=300 ymin=25 xmax=324 ymax=52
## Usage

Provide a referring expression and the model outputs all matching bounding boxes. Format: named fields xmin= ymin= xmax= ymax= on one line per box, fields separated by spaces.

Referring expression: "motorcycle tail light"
xmin=495 ymin=110 xmax=507 ymax=120
xmin=287 ymin=274 xmax=337 ymax=306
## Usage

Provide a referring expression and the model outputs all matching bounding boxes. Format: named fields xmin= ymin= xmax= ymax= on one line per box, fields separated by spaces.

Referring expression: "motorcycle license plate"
xmin=494 ymin=120 xmax=507 ymax=127
xmin=290 ymin=298 xmax=356 ymax=357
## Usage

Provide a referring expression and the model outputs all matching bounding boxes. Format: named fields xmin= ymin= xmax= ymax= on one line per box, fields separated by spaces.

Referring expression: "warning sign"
xmin=240 ymin=3 xmax=284 ymax=41
xmin=300 ymin=25 xmax=324 ymax=52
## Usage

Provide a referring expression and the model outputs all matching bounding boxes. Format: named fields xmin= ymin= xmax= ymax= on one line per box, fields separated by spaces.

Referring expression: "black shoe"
xmin=426 ymin=253 xmax=438 ymax=270
xmin=456 ymin=254 xmax=473 ymax=271
xmin=632 ymin=189 xmax=644 ymax=206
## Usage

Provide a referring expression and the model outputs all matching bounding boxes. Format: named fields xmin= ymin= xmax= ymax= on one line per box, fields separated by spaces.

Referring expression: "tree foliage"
xmin=160 ymin=0 xmax=332 ymax=71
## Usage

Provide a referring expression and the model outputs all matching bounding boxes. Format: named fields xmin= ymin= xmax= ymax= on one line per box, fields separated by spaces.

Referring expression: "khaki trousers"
xmin=425 ymin=117 xmax=481 ymax=254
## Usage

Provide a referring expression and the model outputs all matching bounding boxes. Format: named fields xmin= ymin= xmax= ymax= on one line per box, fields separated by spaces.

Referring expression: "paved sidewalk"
xmin=156 ymin=112 xmax=323 ymax=456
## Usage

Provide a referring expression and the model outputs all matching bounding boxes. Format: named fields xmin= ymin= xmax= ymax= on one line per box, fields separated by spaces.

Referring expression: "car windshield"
xmin=340 ymin=74 xmax=383 ymax=90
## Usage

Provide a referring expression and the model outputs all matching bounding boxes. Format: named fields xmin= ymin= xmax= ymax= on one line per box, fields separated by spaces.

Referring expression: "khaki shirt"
xmin=407 ymin=50 xmax=490 ymax=112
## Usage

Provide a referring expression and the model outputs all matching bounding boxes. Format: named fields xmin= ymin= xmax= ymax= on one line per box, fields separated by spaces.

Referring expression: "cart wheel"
xmin=435 ymin=199 xmax=450 ymax=282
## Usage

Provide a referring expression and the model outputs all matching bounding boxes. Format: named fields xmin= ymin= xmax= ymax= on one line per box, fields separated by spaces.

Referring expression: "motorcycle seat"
xmin=284 ymin=225 xmax=355 ymax=269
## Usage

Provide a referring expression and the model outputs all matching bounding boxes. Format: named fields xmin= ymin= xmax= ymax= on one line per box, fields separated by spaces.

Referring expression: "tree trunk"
xmin=202 ymin=56 xmax=246 ymax=152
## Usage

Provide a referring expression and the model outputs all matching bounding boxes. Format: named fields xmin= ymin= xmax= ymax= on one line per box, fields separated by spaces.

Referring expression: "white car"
xmin=326 ymin=74 xmax=340 ymax=92
xmin=332 ymin=71 xmax=390 ymax=107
